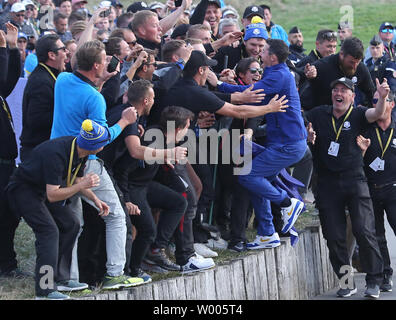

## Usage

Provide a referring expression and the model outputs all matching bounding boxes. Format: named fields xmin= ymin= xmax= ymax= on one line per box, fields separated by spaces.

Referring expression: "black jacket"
xmin=0 ymin=47 xmax=20 ymax=160
xmin=303 ymin=53 xmax=375 ymax=109
xmin=20 ymin=63 xmax=59 ymax=150
xmin=212 ymin=42 xmax=248 ymax=73
xmin=288 ymin=44 xmax=307 ymax=65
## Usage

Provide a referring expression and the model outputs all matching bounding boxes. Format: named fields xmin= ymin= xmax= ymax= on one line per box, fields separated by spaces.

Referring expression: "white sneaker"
xmin=281 ymin=198 xmax=304 ymax=234
xmin=181 ymin=254 xmax=215 ymax=274
xmin=246 ymin=233 xmax=281 ymax=250
xmin=194 ymin=243 xmax=218 ymax=258
xmin=206 ymin=238 xmax=228 ymax=250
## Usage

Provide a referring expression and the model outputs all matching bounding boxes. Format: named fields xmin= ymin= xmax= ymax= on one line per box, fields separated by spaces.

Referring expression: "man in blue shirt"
xmin=51 ymin=39 xmax=144 ymax=290
xmin=215 ymin=39 xmax=307 ymax=249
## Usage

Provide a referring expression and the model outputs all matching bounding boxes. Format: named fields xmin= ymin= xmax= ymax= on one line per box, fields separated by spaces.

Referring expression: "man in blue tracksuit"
xmin=216 ymin=39 xmax=307 ymax=249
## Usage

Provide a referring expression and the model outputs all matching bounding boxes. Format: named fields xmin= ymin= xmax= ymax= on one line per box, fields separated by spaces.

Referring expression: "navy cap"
xmin=127 ymin=1 xmax=150 ymax=13
xmin=331 ymin=77 xmax=355 ymax=92
xmin=379 ymin=22 xmax=394 ymax=32
xmin=207 ymin=0 xmax=221 ymax=8
xmin=243 ymin=5 xmax=264 ymax=19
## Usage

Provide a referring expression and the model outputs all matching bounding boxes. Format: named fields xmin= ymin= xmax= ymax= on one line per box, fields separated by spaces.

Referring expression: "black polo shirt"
xmin=10 ymin=136 xmax=86 ymax=194
xmin=363 ymin=118 xmax=396 ymax=185
xmin=305 ymin=105 xmax=370 ymax=174
xmin=160 ymin=77 xmax=225 ymax=120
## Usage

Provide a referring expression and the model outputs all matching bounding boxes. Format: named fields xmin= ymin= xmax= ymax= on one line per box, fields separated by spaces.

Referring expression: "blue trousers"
xmin=239 ymin=140 xmax=307 ymax=236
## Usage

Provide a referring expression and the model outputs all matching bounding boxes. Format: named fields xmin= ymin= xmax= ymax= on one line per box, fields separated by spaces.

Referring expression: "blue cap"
xmin=76 ymin=120 xmax=110 ymax=151
xmin=18 ymin=32 xmax=27 ymax=40
xmin=244 ymin=23 xmax=268 ymax=41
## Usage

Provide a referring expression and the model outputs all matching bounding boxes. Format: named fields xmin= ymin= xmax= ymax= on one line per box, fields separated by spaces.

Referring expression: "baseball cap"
xmin=184 ymin=50 xmax=218 ymax=72
xmin=370 ymin=34 xmax=383 ymax=46
xmin=111 ymin=0 xmax=123 ymax=7
xmin=72 ymin=0 xmax=88 ymax=5
xmin=243 ymin=5 xmax=264 ymax=19
xmin=149 ymin=2 xmax=164 ymax=10
xmin=379 ymin=22 xmax=394 ymax=31
xmin=99 ymin=0 xmax=111 ymax=8
xmin=22 ymin=0 xmax=37 ymax=8
xmin=76 ymin=120 xmax=110 ymax=151
xmin=330 ymin=77 xmax=355 ymax=92
xmin=11 ymin=3 xmax=26 ymax=12
xmin=222 ymin=9 xmax=238 ymax=19
xmin=208 ymin=0 xmax=221 ymax=8
xmin=127 ymin=1 xmax=150 ymax=13
xmin=338 ymin=21 xmax=351 ymax=30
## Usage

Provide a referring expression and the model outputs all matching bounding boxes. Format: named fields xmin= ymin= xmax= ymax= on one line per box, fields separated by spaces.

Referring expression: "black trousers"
xmin=316 ymin=171 xmax=383 ymax=285
xmin=172 ymin=164 xmax=198 ymax=266
xmin=128 ymin=181 xmax=187 ymax=273
xmin=7 ymin=183 xmax=79 ymax=296
xmin=369 ymin=183 xmax=396 ymax=277
xmin=0 ymin=162 xmax=18 ymax=273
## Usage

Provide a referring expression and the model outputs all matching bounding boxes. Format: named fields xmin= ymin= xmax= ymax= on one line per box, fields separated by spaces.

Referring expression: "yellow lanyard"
xmin=332 ymin=106 xmax=353 ymax=142
xmin=375 ymin=127 xmax=394 ymax=159
xmin=39 ymin=63 xmax=57 ymax=81
xmin=67 ymin=138 xmax=82 ymax=187
xmin=1 ymin=97 xmax=12 ymax=122
xmin=313 ymin=49 xmax=321 ymax=59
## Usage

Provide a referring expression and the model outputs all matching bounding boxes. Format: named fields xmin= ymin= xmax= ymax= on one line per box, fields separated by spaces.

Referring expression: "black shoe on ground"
xmin=228 ymin=241 xmax=247 ymax=253
xmin=365 ymin=283 xmax=380 ymax=299
xmin=380 ymin=274 xmax=393 ymax=292
xmin=336 ymin=286 xmax=357 ymax=298
xmin=144 ymin=248 xmax=181 ymax=271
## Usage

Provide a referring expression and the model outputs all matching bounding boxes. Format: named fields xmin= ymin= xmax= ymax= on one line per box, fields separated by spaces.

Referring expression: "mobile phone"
xmin=107 ymin=55 xmax=120 ymax=73
xmin=175 ymin=0 xmax=182 ymax=7
xmin=99 ymin=8 xmax=111 ymax=18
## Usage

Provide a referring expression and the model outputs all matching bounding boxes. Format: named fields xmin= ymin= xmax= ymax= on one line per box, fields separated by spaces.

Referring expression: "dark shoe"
xmin=364 ymin=283 xmax=380 ymax=299
xmin=336 ymin=286 xmax=357 ymax=298
xmin=380 ymin=274 xmax=393 ymax=292
xmin=130 ymin=268 xmax=152 ymax=284
xmin=144 ymin=248 xmax=181 ymax=271
xmin=228 ymin=241 xmax=247 ymax=253
xmin=0 ymin=268 xmax=33 ymax=279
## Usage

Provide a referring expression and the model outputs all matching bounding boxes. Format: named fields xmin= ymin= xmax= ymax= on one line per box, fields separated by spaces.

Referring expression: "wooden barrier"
xmin=78 ymin=225 xmax=338 ymax=300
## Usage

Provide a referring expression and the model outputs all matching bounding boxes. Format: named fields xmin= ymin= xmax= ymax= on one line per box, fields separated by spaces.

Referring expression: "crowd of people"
xmin=0 ymin=0 xmax=396 ymax=300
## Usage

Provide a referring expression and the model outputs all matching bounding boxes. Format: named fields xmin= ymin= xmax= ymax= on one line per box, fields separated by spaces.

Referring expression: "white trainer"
xmin=246 ymin=233 xmax=281 ymax=250
xmin=281 ymin=198 xmax=304 ymax=234
xmin=194 ymin=243 xmax=218 ymax=258
xmin=181 ymin=254 xmax=215 ymax=274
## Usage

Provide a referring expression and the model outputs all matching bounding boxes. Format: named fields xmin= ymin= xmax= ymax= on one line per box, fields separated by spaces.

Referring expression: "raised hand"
xmin=356 ymin=135 xmax=371 ymax=153
xmin=304 ymin=63 xmax=317 ymax=79
xmin=376 ymin=78 xmax=390 ymax=100
xmin=0 ymin=30 xmax=6 ymax=48
xmin=268 ymin=94 xmax=289 ymax=113
xmin=239 ymin=85 xmax=266 ymax=104
xmin=5 ymin=22 xmax=18 ymax=49
xmin=121 ymin=106 xmax=138 ymax=125
xmin=307 ymin=122 xmax=316 ymax=145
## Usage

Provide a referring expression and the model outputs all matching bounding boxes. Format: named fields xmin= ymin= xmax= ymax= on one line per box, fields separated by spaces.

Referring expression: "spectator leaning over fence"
xmin=213 ymin=39 xmax=307 ymax=250
xmin=50 ymin=39 xmax=145 ymax=290
xmin=356 ymin=90 xmax=396 ymax=293
xmin=305 ymin=77 xmax=390 ymax=299
xmin=6 ymin=120 xmax=111 ymax=300
xmin=0 ymin=22 xmax=24 ymax=279
xmin=19 ymin=34 xmax=68 ymax=161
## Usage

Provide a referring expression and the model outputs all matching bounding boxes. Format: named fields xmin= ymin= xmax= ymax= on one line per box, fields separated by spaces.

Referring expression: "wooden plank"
xmin=167 ymin=277 xmax=187 ymax=300
xmin=95 ymin=293 xmax=109 ymax=300
xmin=116 ymin=291 xmax=128 ymax=300
xmin=303 ymin=229 xmax=315 ymax=298
xmin=256 ymin=251 xmax=269 ymax=300
xmin=183 ymin=273 xmax=198 ymax=300
xmin=275 ymin=240 xmax=290 ymax=300
xmin=311 ymin=229 xmax=324 ymax=295
xmin=229 ymin=259 xmax=246 ymax=300
xmin=287 ymin=238 xmax=300 ymax=300
xmin=214 ymin=264 xmax=233 ymax=299
xmin=200 ymin=269 xmax=216 ymax=300
xmin=242 ymin=254 xmax=258 ymax=300
xmin=295 ymin=232 xmax=308 ymax=300
xmin=318 ymin=226 xmax=330 ymax=292
xmin=128 ymin=283 xmax=154 ymax=300
xmin=264 ymin=248 xmax=279 ymax=300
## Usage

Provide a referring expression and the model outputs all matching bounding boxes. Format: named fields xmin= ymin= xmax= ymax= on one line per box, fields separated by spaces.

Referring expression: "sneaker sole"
xmin=57 ymin=285 xmax=89 ymax=292
xmin=364 ymin=293 xmax=380 ymax=299
xmin=337 ymin=288 xmax=357 ymax=297
xmin=102 ymin=280 xmax=144 ymax=290
xmin=35 ymin=296 xmax=70 ymax=300
xmin=281 ymin=201 xmax=304 ymax=234
xmin=380 ymin=288 xmax=392 ymax=292
xmin=181 ymin=264 xmax=215 ymax=274
xmin=246 ymin=241 xmax=281 ymax=250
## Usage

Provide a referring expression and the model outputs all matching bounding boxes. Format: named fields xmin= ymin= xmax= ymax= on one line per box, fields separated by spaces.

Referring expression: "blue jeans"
xmin=238 ymin=140 xmax=307 ymax=236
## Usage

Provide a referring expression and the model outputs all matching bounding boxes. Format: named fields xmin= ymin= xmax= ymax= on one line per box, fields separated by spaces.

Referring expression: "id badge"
xmin=369 ymin=157 xmax=384 ymax=171
xmin=328 ymin=141 xmax=339 ymax=157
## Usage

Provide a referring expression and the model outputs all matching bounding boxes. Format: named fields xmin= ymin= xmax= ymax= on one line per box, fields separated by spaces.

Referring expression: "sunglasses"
xmin=26 ymin=7 xmax=35 ymax=11
xmin=52 ymin=46 xmax=67 ymax=52
xmin=381 ymin=28 xmax=394 ymax=33
xmin=127 ymin=40 xmax=137 ymax=46
xmin=145 ymin=62 xmax=157 ymax=68
xmin=15 ymin=13 xmax=25 ymax=17
xmin=323 ymin=31 xmax=338 ymax=40
xmin=248 ymin=67 xmax=263 ymax=74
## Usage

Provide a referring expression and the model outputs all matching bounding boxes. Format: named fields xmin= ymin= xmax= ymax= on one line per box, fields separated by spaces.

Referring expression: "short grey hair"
xmin=218 ymin=18 xmax=240 ymax=37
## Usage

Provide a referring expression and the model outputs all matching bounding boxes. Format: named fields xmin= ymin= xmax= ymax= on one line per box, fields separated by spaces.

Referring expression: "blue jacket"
xmin=268 ymin=23 xmax=290 ymax=46
xmin=218 ymin=62 xmax=307 ymax=145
